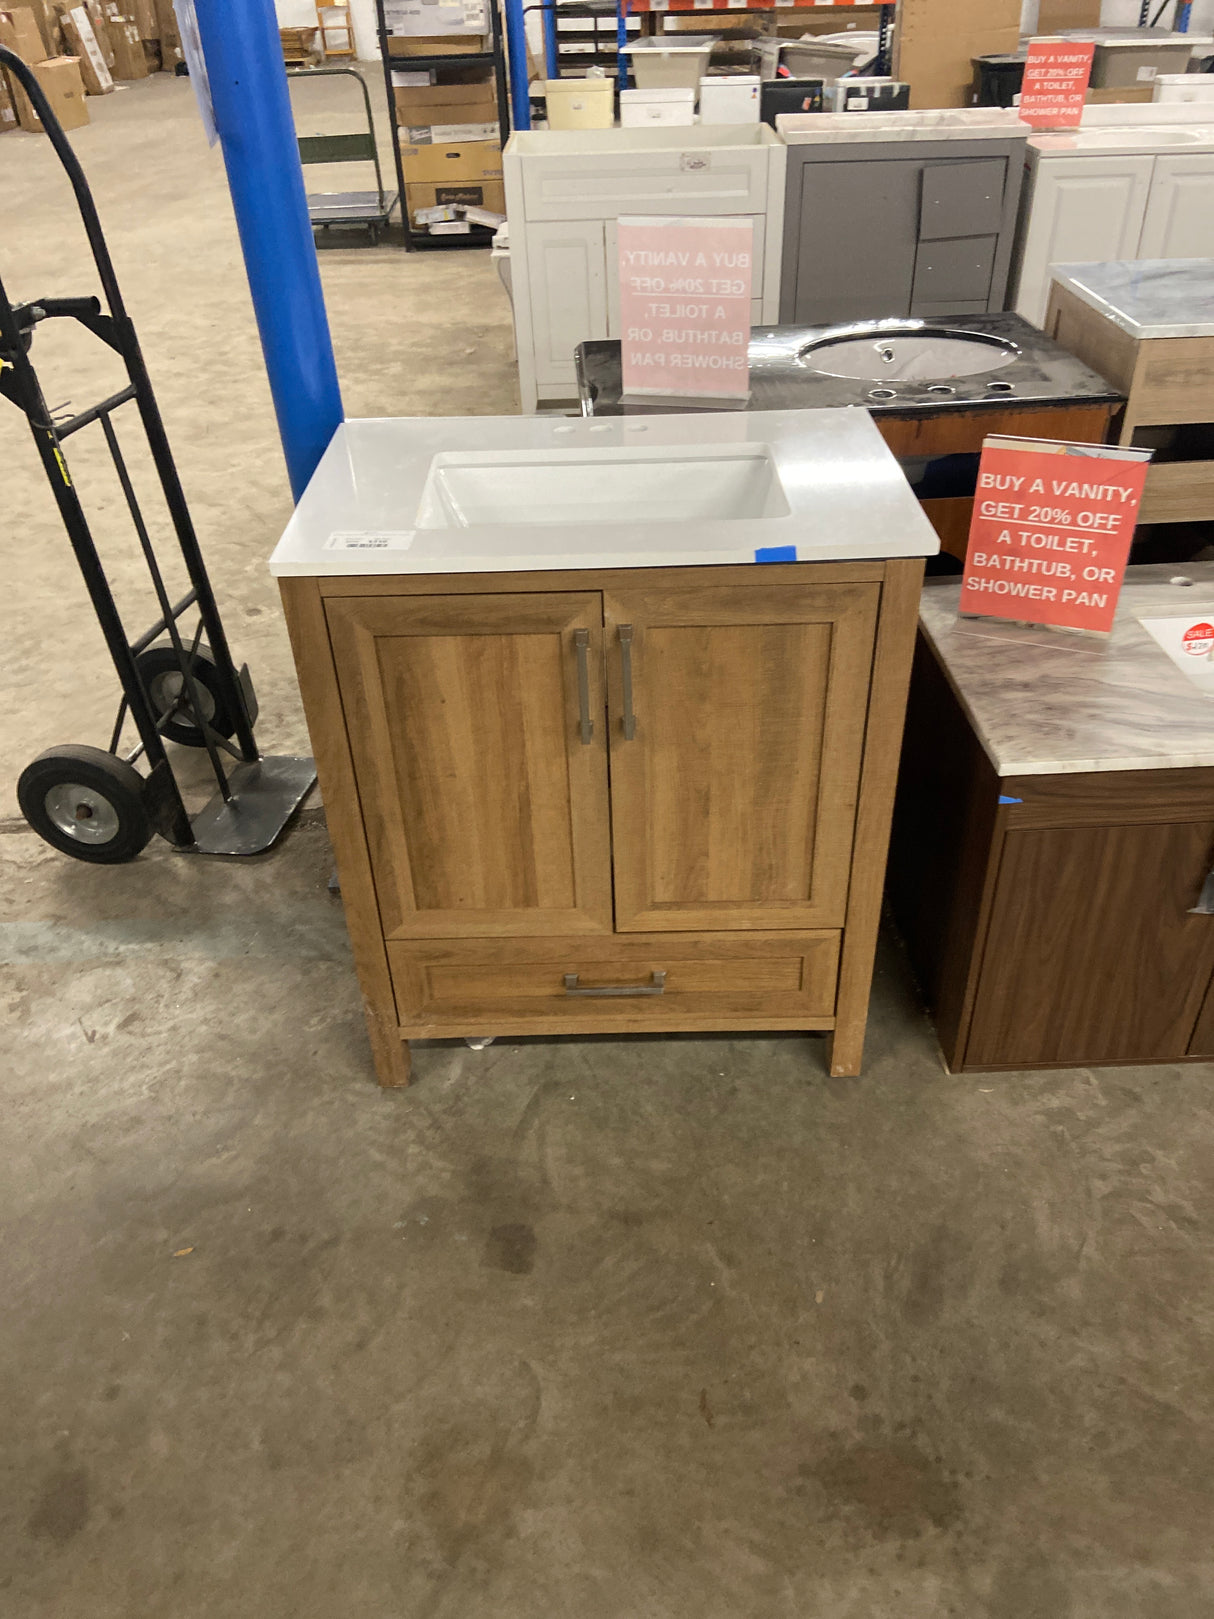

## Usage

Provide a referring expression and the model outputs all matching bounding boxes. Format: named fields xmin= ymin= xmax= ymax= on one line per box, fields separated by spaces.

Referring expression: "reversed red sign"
xmin=959 ymin=435 xmax=1152 ymax=635
xmin=618 ymin=215 xmax=753 ymax=401
xmin=1018 ymin=37 xmax=1095 ymax=129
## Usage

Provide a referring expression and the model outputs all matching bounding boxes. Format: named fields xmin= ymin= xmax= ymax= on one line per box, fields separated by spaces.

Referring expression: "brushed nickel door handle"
xmin=619 ymin=623 xmax=636 ymax=740
xmin=573 ymin=628 xmax=593 ymax=745
xmin=563 ymin=970 xmax=666 ymax=997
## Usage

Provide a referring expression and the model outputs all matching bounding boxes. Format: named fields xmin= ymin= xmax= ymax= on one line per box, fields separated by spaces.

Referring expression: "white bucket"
xmin=624 ymin=36 xmax=718 ymax=90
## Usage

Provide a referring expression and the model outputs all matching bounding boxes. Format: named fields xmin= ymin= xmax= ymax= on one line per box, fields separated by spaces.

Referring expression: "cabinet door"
xmin=1139 ymin=154 xmax=1214 ymax=259
xmin=1189 ymin=971 xmax=1214 ymax=1057
xmin=1012 ymin=156 xmax=1154 ymax=326
xmin=603 ymin=581 xmax=880 ymax=933
xmin=791 ymin=159 xmax=920 ymax=324
xmin=325 ymin=593 xmax=613 ymax=940
xmin=966 ymin=819 xmax=1214 ymax=1067
xmin=526 ymin=221 xmax=608 ymax=387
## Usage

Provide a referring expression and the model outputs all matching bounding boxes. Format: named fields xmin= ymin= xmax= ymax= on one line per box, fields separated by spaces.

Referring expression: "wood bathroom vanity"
xmin=272 ymin=411 xmax=938 ymax=1086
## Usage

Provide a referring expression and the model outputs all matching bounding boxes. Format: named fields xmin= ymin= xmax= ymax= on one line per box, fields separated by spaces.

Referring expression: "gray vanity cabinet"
xmin=779 ymin=139 xmax=1026 ymax=327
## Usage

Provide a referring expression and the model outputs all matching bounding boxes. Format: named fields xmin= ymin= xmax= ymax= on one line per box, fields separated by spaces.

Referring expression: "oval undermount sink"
xmin=799 ymin=325 xmax=1021 ymax=383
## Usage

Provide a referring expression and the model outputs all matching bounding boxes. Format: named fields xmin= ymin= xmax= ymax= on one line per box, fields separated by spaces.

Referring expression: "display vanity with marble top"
xmin=886 ymin=566 xmax=1214 ymax=1073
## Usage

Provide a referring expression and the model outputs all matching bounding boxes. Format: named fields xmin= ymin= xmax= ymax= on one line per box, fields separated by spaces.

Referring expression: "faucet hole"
xmin=927 ymin=384 xmax=955 ymax=396
xmin=987 ymin=380 xmax=1015 ymax=394
xmin=868 ymin=387 xmax=898 ymax=401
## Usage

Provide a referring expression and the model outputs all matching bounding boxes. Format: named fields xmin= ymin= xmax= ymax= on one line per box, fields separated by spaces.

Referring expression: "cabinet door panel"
xmin=604 ymin=581 xmax=879 ymax=932
xmin=326 ymin=593 xmax=613 ymax=939
xmin=966 ymin=820 xmax=1214 ymax=1068
xmin=1189 ymin=972 xmax=1214 ymax=1058
xmin=1012 ymin=156 xmax=1154 ymax=326
xmin=792 ymin=159 xmax=919 ymax=324
xmin=911 ymin=235 xmax=997 ymax=310
xmin=919 ymin=159 xmax=1007 ymax=240
xmin=527 ymin=221 xmax=608 ymax=386
xmin=1139 ymin=155 xmax=1214 ymax=259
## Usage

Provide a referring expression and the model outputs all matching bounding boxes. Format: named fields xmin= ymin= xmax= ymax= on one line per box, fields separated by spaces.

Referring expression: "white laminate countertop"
xmin=1049 ymin=259 xmax=1214 ymax=339
xmin=1029 ymin=123 xmax=1214 ymax=157
xmin=918 ymin=565 xmax=1214 ymax=777
xmin=268 ymin=411 xmax=940 ymax=578
xmin=778 ymin=108 xmax=1029 ymax=145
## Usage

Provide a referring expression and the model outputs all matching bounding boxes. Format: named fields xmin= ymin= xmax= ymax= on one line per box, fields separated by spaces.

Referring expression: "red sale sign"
xmin=618 ymin=215 xmax=753 ymax=401
xmin=1018 ymin=37 xmax=1095 ymax=129
xmin=959 ymin=435 xmax=1152 ymax=635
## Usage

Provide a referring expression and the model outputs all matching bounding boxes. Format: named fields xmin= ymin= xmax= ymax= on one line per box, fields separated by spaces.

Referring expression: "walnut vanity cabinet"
xmin=280 ymin=559 xmax=924 ymax=1087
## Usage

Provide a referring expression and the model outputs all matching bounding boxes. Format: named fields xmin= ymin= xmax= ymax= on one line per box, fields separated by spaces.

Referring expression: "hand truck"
xmin=289 ymin=65 xmax=398 ymax=245
xmin=0 ymin=45 xmax=316 ymax=864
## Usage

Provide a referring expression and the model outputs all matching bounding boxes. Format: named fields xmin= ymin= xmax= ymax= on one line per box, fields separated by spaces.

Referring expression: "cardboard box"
xmin=0 ymin=69 xmax=18 ymax=127
xmin=13 ymin=52 xmax=88 ymax=129
xmin=140 ymin=35 xmax=156 ymax=67
xmin=406 ymin=176 xmax=504 ymax=223
xmin=1085 ymin=84 xmax=1155 ymax=104
xmin=82 ymin=0 xmax=114 ymax=66
xmin=406 ymin=119 xmax=497 ymax=143
xmin=401 ymin=136 xmax=502 ymax=222
xmin=129 ymin=0 xmax=154 ymax=36
xmin=387 ymin=32 xmax=485 ymax=57
xmin=1037 ymin=0 xmax=1101 ymax=29
xmin=393 ymin=73 xmax=495 ymax=121
xmin=895 ymin=0 xmax=1020 ymax=107
xmin=155 ymin=0 xmax=181 ymax=66
xmin=32 ymin=0 xmax=62 ymax=53
xmin=108 ymin=14 xmax=148 ymax=76
xmin=60 ymin=5 xmax=112 ymax=92
xmin=384 ymin=0 xmax=484 ymax=37
xmin=0 ymin=6 xmax=48 ymax=62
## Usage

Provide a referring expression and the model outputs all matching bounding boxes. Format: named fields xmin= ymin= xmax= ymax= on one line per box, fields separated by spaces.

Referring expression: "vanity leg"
xmin=365 ymin=995 xmax=411 ymax=1088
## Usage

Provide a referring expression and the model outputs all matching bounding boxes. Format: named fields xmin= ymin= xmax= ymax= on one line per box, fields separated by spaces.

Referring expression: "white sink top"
xmin=269 ymin=411 xmax=940 ymax=577
xmin=1031 ymin=124 xmax=1214 ymax=156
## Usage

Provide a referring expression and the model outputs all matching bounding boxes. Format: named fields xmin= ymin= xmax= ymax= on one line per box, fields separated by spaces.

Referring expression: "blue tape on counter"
xmin=999 ymin=796 xmax=1023 ymax=805
xmin=755 ymin=546 xmax=797 ymax=563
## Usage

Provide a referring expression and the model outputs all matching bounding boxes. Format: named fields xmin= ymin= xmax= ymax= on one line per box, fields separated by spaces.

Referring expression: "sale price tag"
xmin=959 ymin=435 xmax=1152 ymax=635
xmin=618 ymin=215 xmax=753 ymax=402
xmin=1018 ymin=36 xmax=1095 ymax=129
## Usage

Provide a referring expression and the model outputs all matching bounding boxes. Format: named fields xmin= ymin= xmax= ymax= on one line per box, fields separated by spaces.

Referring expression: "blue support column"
xmin=1177 ymin=1 xmax=1192 ymax=29
xmin=193 ymin=0 xmax=343 ymax=501
xmin=543 ymin=1 xmax=559 ymax=78
xmin=617 ymin=0 xmax=629 ymax=92
xmin=503 ymin=0 xmax=532 ymax=129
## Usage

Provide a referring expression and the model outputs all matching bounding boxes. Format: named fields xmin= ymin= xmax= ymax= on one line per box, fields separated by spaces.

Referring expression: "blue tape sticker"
xmin=755 ymin=545 xmax=797 ymax=563
xmin=998 ymin=795 xmax=1023 ymax=805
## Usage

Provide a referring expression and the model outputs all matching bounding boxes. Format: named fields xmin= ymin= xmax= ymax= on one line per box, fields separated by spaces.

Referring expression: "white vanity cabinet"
xmin=504 ymin=127 xmax=786 ymax=411
xmin=1011 ymin=136 xmax=1214 ymax=326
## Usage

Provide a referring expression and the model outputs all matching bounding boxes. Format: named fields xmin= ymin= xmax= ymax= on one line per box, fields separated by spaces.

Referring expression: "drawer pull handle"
xmin=619 ymin=623 xmax=636 ymax=740
xmin=573 ymin=628 xmax=593 ymax=745
xmin=563 ymin=970 xmax=666 ymax=997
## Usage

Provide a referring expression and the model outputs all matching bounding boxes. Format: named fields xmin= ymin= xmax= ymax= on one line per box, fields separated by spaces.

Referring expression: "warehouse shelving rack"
xmin=374 ymin=0 xmax=512 ymax=250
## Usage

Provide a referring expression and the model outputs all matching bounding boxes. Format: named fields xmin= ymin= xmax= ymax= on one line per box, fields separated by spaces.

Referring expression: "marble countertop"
xmin=777 ymin=108 xmax=1029 ymax=144
xmin=269 ymin=411 xmax=939 ymax=578
xmin=918 ymin=565 xmax=1214 ymax=777
xmin=1049 ymin=259 xmax=1214 ymax=339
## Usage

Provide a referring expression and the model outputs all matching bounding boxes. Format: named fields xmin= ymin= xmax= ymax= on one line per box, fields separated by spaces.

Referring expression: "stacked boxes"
xmin=0 ymin=6 xmax=90 ymax=128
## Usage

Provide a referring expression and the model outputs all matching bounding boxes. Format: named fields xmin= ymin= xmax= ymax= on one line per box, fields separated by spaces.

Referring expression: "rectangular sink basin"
xmin=414 ymin=445 xmax=792 ymax=528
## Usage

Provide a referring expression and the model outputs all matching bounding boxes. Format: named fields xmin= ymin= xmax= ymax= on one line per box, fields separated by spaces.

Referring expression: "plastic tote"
xmin=623 ymin=36 xmax=718 ymax=90
xmin=754 ymin=37 xmax=858 ymax=83
xmin=544 ymin=76 xmax=614 ymax=129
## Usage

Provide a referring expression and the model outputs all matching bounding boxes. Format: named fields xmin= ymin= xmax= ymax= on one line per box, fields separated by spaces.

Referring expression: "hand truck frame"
xmin=0 ymin=45 xmax=316 ymax=863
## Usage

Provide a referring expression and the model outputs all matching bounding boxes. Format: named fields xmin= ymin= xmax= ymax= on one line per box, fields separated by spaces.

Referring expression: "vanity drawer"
xmin=389 ymin=931 xmax=840 ymax=1036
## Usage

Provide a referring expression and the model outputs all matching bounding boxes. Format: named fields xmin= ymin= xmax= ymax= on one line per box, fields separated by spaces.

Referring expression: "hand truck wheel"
xmin=17 ymin=745 xmax=153 ymax=864
xmin=134 ymin=642 xmax=238 ymax=748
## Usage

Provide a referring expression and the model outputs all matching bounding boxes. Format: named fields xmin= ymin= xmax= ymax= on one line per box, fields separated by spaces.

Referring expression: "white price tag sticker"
xmin=324 ymin=531 xmax=416 ymax=551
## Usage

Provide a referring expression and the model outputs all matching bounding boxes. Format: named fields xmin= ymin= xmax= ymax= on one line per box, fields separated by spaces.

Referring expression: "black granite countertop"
xmin=575 ymin=313 xmax=1125 ymax=417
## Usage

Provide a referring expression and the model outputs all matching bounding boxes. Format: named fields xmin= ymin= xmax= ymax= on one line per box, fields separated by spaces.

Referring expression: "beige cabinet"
xmin=281 ymin=559 xmax=921 ymax=1087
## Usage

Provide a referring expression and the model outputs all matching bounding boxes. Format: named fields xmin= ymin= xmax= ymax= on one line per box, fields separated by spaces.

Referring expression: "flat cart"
xmin=289 ymin=66 xmax=398 ymax=244
xmin=0 ymin=45 xmax=316 ymax=864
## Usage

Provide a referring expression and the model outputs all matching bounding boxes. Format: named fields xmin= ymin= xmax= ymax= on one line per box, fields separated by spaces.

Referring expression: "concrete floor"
xmin=3 ymin=75 xmax=1214 ymax=1619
